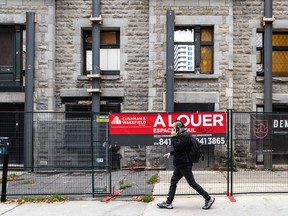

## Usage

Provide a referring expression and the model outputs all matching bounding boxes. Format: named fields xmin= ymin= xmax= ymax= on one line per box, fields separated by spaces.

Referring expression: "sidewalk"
xmin=1 ymin=194 xmax=287 ymax=216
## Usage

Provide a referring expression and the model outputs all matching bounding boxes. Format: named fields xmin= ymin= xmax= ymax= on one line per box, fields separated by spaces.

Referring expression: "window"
xmin=257 ymin=31 xmax=288 ymax=77
xmin=0 ymin=25 xmax=24 ymax=87
xmin=83 ymin=30 xmax=120 ymax=75
xmin=174 ymin=26 xmax=213 ymax=74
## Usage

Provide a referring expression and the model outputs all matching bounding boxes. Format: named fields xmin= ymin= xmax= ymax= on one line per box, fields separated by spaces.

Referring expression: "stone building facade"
xmin=1 ymin=0 xmax=288 ymax=168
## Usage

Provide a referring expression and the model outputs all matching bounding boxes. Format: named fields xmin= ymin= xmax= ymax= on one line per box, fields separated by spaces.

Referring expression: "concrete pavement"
xmin=1 ymin=194 xmax=287 ymax=216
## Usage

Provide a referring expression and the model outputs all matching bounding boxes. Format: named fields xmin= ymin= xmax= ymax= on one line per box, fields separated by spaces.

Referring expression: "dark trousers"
xmin=166 ymin=166 xmax=210 ymax=204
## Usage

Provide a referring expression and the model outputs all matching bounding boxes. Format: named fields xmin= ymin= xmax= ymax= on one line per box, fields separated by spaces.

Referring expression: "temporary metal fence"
xmin=0 ymin=112 xmax=95 ymax=196
xmin=0 ymin=111 xmax=287 ymax=198
xmin=228 ymin=111 xmax=288 ymax=195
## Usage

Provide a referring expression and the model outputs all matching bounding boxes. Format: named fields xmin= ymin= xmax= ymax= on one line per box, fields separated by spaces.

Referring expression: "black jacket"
xmin=170 ymin=130 xmax=192 ymax=167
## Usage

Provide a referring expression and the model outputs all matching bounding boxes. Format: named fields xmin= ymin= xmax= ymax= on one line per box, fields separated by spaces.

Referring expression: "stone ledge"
xmin=174 ymin=91 xmax=219 ymax=103
xmin=60 ymin=88 xmax=124 ymax=98
xmin=174 ymin=73 xmax=219 ymax=80
xmin=77 ymin=75 xmax=120 ymax=81
xmin=255 ymin=76 xmax=288 ymax=82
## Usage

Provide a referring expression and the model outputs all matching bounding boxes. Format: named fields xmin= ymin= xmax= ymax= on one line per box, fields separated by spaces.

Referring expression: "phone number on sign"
xmin=153 ymin=137 xmax=226 ymax=146
xmin=196 ymin=137 xmax=226 ymax=145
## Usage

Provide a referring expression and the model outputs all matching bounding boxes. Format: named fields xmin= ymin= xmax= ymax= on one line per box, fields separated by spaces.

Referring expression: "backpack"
xmin=186 ymin=135 xmax=204 ymax=163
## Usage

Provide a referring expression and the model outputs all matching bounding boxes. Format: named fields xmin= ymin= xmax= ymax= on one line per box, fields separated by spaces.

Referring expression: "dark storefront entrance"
xmin=174 ymin=103 xmax=215 ymax=169
xmin=0 ymin=103 xmax=24 ymax=164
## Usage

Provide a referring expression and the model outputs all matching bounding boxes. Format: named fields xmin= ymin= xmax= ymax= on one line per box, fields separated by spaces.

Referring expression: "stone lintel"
xmin=0 ymin=92 xmax=25 ymax=103
xmin=174 ymin=92 xmax=219 ymax=104
xmin=60 ymin=88 xmax=124 ymax=98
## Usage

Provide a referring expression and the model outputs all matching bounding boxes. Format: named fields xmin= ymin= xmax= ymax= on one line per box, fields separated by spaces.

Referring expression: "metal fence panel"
xmin=1 ymin=112 xmax=95 ymax=196
xmin=231 ymin=112 xmax=288 ymax=194
xmin=1 ymin=111 xmax=287 ymax=197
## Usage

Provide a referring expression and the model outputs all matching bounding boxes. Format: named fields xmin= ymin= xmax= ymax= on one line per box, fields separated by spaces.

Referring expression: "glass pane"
xmin=84 ymin=32 xmax=117 ymax=45
xmin=272 ymin=34 xmax=288 ymax=46
xmin=85 ymin=34 xmax=92 ymax=44
xmin=86 ymin=49 xmax=121 ymax=71
xmin=272 ymin=51 xmax=288 ymax=76
xmin=0 ymin=32 xmax=13 ymax=66
xmin=256 ymin=33 xmax=263 ymax=48
xmin=174 ymin=28 xmax=194 ymax=42
xmin=201 ymin=28 xmax=212 ymax=42
xmin=201 ymin=46 xmax=212 ymax=73
xmin=100 ymin=49 xmax=120 ymax=70
xmin=257 ymin=64 xmax=263 ymax=75
xmin=100 ymin=32 xmax=117 ymax=45
xmin=21 ymin=29 xmax=26 ymax=85
xmin=86 ymin=50 xmax=92 ymax=72
xmin=174 ymin=45 xmax=195 ymax=71
xmin=257 ymin=50 xmax=262 ymax=64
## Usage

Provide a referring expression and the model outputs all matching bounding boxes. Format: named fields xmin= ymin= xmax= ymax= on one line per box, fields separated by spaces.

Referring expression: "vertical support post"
xmin=194 ymin=26 xmax=201 ymax=73
xmin=91 ymin=0 xmax=103 ymax=197
xmin=226 ymin=110 xmax=230 ymax=195
xmin=24 ymin=12 xmax=35 ymax=170
xmin=227 ymin=109 xmax=233 ymax=196
xmin=15 ymin=25 xmax=21 ymax=86
xmin=1 ymin=137 xmax=9 ymax=202
xmin=92 ymin=0 xmax=101 ymax=113
xmin=91 ymin=113 xmax=95 ymax=197
xmin=263 ymin=0 xmax=273 ymax=169
xmin=264 ymin=0 xmax=272 ymax=112
xmin=166 ymin=11 xmax=175 ymax=170
xmin=1 ymin=154 xmax=8 ymax=202
xmin=166 ymin=10 xmax=174 ymax=112
xmin=229 ymin=110 xmax=234 ymax=195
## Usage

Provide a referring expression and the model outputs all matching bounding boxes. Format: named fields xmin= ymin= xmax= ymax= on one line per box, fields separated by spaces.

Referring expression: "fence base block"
xmin=224 ymin=191 xmax=236 ymax=202
xmin=101 ymin=190 xmax=123 ymax=202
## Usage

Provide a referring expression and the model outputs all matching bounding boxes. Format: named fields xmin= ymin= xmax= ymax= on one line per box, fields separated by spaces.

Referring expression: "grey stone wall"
xmin=148 ymin=0 xmax=234 ymax=111
xmin=4 ymin=0 xmax=288 ymax=114
xmin=3 ymin=0 xmax=288 ymax=169
xmin=232 ymin=0 xmax=288 ymax=168
xmin=233 ymin=0 xmax=288 ymax=111
xmin=55 ymin=0 xmax=150 ymax=111
xmin=0 ymin=0 xmax=56 ymax=111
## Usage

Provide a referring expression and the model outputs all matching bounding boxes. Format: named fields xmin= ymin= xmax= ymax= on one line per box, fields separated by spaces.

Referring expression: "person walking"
xmin=157 ymin=120 xmax=215 ymax=210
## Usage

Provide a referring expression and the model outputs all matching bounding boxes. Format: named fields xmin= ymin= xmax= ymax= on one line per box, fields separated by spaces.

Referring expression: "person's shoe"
xmin=157 ymin=201 xmax=173 ymax=209
xmin=202 ymin=197 xmax=215 ymax=210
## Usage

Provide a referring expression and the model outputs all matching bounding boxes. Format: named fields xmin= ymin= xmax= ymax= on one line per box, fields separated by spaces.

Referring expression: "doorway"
xmin=0 ymin=103 xmax=24 ymax=164
xmin=174 ymin=103 xmax=215 ymax=169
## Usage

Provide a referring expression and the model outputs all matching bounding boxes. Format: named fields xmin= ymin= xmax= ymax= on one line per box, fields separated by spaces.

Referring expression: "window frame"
xmin=256 ymin=30 xmax=288 ymax=77
xmin=174 ymin=25 xmax=214 ymax=74
xmin=83 ymin=29 xmax=120 ymax=76
xmin=0 ymin=25 xmax=24 ymax=89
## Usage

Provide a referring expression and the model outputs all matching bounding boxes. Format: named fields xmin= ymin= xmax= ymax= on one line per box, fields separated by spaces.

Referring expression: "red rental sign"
xmin=109 ymin=112 xmax=227 ymax=146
